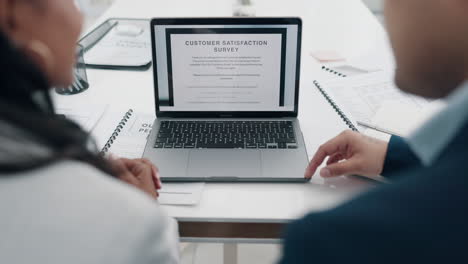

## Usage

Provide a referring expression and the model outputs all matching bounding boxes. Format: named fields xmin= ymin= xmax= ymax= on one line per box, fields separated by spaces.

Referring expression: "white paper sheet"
xmin=55 ymin=103 xmax=107 ymax=132
xmin=158 ymin=183 xmax=205 ymax=205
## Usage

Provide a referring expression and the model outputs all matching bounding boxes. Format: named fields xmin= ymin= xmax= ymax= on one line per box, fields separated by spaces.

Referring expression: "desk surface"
xmin=53 ymin=0 xmax=393 ymax=231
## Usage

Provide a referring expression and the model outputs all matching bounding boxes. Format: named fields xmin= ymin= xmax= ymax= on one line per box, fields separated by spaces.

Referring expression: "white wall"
xmin=76 ymin=0 xmax=114 ymax=17
xmin=77 ymin=0 xmax=384 ymax=16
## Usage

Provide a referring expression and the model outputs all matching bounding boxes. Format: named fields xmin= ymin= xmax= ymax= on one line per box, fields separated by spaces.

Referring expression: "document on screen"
xmin=166 ymin=29 xmax=286 ymax=111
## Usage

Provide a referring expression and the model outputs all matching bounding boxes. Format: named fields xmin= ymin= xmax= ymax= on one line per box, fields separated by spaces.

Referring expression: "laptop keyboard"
xmin=154 ymin=121 xmax=298 ymax=149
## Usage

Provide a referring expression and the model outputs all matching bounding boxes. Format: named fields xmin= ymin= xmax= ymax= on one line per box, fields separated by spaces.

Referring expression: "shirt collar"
xmin=408 ymin=81 xmax=468 ymax=166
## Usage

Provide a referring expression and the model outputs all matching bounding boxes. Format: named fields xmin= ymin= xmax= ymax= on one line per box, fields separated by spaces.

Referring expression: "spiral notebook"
xmin=313 ymin=80 xmax=358 ymax=131
xmin=99 ymin=109 xmax=155 ymax=158
xmin=320 ymin=65 xmax=371 ymax=78
xmin=314 ymin=71 xmax=436 ymax=132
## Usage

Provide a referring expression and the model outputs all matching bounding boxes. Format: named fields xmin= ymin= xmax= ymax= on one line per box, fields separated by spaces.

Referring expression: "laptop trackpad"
xmin=188 ymin=150 xmax=261 ymax=179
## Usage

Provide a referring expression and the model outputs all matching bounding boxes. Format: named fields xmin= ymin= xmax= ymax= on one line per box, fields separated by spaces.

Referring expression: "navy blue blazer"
xmin=280 ymin=122 xmax=468 ymax=263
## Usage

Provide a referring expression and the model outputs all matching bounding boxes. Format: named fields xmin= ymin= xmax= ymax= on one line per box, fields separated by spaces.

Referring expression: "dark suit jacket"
xmin=280 ymin=122 xmax=468 ymax=263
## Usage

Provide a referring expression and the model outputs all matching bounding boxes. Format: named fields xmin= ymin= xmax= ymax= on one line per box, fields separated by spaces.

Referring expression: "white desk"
xmin=53 ymin=0 xmax=393 ymax=242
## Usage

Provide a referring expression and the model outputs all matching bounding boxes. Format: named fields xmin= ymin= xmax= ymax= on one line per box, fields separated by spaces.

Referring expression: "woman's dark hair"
xmin=0 ymin=31 xmax=117 ymax=176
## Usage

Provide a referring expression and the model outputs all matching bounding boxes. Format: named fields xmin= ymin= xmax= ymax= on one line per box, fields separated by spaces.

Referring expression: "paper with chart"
xmin=319 ymin=71 xmax=442 ymax=124
xmin=364 ymin=101 xmax=445 ymax=141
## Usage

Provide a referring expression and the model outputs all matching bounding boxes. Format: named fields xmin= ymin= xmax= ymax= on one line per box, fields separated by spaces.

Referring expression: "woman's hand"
xmin=305 ymin=130 xmax=389 ymax=179
xmin=111 ymin=158 xmax=162 ymax=199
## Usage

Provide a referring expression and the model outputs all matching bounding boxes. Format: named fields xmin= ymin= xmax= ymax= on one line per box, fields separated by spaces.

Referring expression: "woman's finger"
xmin=153 ymin=168 xmax=162 ymax=190
xmin=112 ymin=158 xmax=158 ymax=199
xmin=136 ymin=165 xmax=158 ymax=198
xmin=119 ymin=158 xmax=139 ymax=171
xmin=139 ymin=159 xmax=162 ymax=190
xmin=112 ymin=159 xmax=139 ymax=185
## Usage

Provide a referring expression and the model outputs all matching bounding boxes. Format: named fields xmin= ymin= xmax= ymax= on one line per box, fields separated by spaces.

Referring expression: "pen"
xmin=357 ymin=121 xmax=404 ymax=138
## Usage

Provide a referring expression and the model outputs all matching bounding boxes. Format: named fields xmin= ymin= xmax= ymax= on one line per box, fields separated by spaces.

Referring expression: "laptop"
xmin=143 ymin=17 xmax=309 ymax=182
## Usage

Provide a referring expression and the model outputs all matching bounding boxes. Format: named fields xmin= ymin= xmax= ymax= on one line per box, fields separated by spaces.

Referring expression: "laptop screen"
xmin=152 ymin=18 xmax=301 ymax=115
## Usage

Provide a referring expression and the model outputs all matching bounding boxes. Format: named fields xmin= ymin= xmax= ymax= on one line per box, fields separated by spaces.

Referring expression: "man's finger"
xmin=327 ymin=153 xmax=344 ymax=165
xmin=305 ymin=132 xmax=351 ymax=178
xmin=321 ymin=159 xmax=360 ymax=178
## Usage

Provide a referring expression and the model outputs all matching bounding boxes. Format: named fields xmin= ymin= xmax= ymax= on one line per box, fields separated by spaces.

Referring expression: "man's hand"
xmin=111 ymin=158 xmax=162 ymax=199
xmin=305 ymin=130 xmax=389 ymax=179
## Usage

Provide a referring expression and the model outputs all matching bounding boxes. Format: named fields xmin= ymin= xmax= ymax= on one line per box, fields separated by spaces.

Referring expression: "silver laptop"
xmin=143 ymin=17 xmax=309 ymax=182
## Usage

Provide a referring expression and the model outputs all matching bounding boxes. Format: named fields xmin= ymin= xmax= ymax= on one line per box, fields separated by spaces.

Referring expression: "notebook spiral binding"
xmin=313 ymin=80 xmax=358 ymax=131
xmin=101 ymin=109 xmax=134 ymax=154
xmin=321 ymin=66 xmax=347 ymax=77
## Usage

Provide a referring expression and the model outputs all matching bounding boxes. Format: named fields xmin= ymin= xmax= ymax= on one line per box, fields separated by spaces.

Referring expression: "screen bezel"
xmin=150 ymin=17 xmax=302 ymax=118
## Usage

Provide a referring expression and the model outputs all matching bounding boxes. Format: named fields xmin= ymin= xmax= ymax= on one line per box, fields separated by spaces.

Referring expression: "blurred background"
xmin=73 ymin=0 xmax=384 ymax=263
xmin=76 ymin=0 xmax=384 ymax=29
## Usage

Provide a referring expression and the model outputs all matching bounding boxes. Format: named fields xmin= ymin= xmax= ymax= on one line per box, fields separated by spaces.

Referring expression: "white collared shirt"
xmin=408 ymin=81 xmax=468 ymax=166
